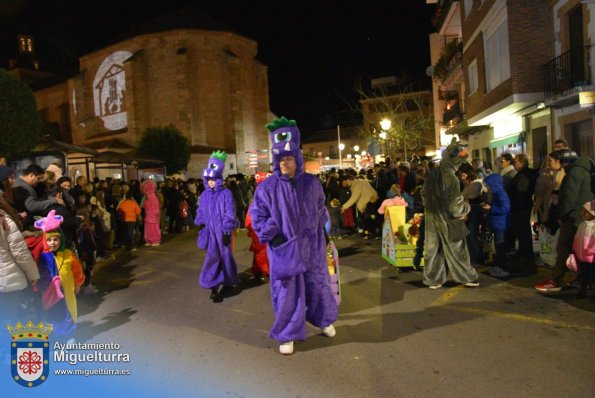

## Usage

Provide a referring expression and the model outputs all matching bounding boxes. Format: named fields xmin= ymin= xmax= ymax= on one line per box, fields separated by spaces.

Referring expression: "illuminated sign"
xmin=93 ymin=51 xmax=132 ymax=130
xmin=579 ymin=91 xmax=595 ymax=108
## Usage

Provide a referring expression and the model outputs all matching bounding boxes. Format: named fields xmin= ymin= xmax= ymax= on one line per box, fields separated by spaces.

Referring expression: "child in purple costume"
xmin=250 ymin=117 xmax=338 ymax=355
xmin=195 ymin=151 xmax=239 ymax=302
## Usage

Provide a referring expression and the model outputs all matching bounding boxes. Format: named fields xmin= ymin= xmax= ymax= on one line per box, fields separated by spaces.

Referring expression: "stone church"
xmin=10 ymin=7 xmax=272 ymax=177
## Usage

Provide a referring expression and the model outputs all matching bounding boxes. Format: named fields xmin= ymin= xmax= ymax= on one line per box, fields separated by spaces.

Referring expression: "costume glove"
xmin=269 ymin=233 xmax=287 ymax=248
xmin=222 ymin=232 xmax=232 ymax=246
xmin=197 ymin=224 xmax=205 ymax=231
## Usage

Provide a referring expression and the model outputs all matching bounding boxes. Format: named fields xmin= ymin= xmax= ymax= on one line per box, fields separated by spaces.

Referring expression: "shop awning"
xmin=488 ymin=134 xmax=521 ymax=149
xmin=34 ymin=137 xmax=100 ymax=157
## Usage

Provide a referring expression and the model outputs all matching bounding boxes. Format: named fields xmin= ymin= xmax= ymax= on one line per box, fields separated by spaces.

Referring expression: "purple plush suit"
xmin=250 ymin=119 xmax=338 ymax=342
xmin=195 ymin=153 xmax=240 ymax=289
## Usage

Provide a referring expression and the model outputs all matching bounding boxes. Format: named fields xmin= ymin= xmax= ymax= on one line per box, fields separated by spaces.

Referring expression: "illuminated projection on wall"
xmin=93 ymin=50 xmax=132 ymax=131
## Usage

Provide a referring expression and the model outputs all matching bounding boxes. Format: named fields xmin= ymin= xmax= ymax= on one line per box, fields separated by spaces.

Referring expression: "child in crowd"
xmin=76 ymin=209 xmax=97 ymax=293
xmin=567 ymin=200 xmax=595 ymax=297
xmin=482 ymin=173 xmax=511 ymax=278
xmin=117 ymin=192 xmax=141 ymax=251
xmin=141 ymin=179 xmax=161 ymax=246
xmin=544 ymin=190 xmax=560 ymax=236
xmin=35 ymin=210 xmax=85 ymax=340
xmin=328 ymin=199 xmax=343 ymax=239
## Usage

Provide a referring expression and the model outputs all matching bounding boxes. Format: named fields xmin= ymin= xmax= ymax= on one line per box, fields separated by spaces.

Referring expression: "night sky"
xmin=1 ymin=0 xmax=436 ymax=132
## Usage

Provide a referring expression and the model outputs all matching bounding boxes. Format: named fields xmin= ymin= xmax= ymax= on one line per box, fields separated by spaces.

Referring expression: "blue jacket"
xmin=483 ymin=174 xmax=510 ymax=232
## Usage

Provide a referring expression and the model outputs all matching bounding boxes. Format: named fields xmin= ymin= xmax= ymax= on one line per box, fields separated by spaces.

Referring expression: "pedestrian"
xmin=482 ymin=173 xmax=511 ymax=278
xmin=422 ymin=138 xmax=480 ymax=289
xmin=535 ymin=150 xmax=594 ymax=292
xmin=117 ymin=191 xmax=141 ymax=251
xmin=0 ymin=197 xmax=40 ymax=346
xmin=566 ymin=200 xmax=595 ymax=297
xmin=195 ymin=151 xmax=239 ymax=302
xmin=141 ymin=179 xmax=161 ymax=246
xmin=245 ymin=172 xmax=271 ymax=281
xmin=250 ymin=117 xmax=338 ymax=355
xmin=34 ymin=210 xmax=85 ymax=340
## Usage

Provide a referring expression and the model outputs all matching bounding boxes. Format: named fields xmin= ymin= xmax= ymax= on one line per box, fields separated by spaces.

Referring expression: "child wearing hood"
xmin=567 ymin=200 xmax=595 ymax=297
xmin=195 ymin=151 xmax=239 ymax=302
xmin=141 ymin=179 xmax=161 ymax=246
xmin=482 ymin=173 xmax=511 ymax=278
xmin=35 ymin=210 xmax=85 ymax=340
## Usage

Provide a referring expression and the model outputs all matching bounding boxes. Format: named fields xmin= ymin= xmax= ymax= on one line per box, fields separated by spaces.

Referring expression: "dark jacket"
xmin=484 ymin=174 xmax=511 ymax=232
xmin=558 ymin=156 xmax=595 ymax=226
xmin=508 ymin=166 xmax=537 ymax=212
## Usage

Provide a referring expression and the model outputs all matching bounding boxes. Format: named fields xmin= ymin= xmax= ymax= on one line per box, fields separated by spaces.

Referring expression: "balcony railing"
xmin=432 ymin=0 xmax=457 ymax=32
xmin=543 ymin=45 xmax=592 ymax=98
xmin=443 ymin=100 xmax=463 ymax=125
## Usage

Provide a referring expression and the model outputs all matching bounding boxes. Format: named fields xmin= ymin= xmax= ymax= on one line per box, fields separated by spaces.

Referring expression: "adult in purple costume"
xmin=195 ymin=151 xmax=240 ymax=302
xmin=250 ymin=117 xmax=338 ymax=355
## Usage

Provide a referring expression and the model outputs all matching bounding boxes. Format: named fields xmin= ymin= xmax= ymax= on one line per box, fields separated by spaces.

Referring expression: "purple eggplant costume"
xmin=195 ymin=151 xmax=240 ymax=289
xmin=250 ymin=117 xmax=338 ymax=342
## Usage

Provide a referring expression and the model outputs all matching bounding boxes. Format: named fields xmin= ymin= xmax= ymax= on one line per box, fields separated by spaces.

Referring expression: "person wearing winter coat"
xmin=195 ymin=151 xmax=239 ymax=302
xmin=0 ymin=208 xmax=40 ymax=328
xmin=535 ymin=150 xmax=594 ymax=292
xmin=567 ymin=200 xmax=595 ymax=296
xmin=141 ymin=180 xmax=161 ymax=246
xmin=482 ymin=174 xmax=511 ymax=278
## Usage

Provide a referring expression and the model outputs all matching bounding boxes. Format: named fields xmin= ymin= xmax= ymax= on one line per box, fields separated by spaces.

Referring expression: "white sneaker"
xmin=83 ymin=285 xmax=99 ymax=295
xmin=279 ymin=341 xmax=294 ymax=355
xmin=322 ymin=324 xmax=336 ymax=337
xmin=428 ymin=284 xmax=442 ymax=289
xmin=464 ymin=280 xmax=480 ymax=287
xmin=151 ymin=243 xmax=160 ymax=246
xmin=489 ymin=266 xmax=510 ymax=278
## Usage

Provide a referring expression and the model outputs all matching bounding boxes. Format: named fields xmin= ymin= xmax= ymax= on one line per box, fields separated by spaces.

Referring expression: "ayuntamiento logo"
xmin=7 ymin=321 xmax=53 ymax=387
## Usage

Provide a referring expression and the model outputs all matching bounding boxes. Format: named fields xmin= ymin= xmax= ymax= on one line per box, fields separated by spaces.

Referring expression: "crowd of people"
xmin=1 ymin=125 xmax=593 ymax=356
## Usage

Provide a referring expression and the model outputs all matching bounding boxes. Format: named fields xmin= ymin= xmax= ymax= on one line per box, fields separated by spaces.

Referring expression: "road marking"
xmin=431 ymin=285 xmax=464 ymax=305
xmin=443 ymin=305 xmax=595 ymax=332
xmin=430 ymin=285 xmax=595 ymax=332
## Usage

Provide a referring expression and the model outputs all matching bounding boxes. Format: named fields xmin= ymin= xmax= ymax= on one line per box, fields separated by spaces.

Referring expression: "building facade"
xmin=8 ymin=26 xmax=271 ymax=178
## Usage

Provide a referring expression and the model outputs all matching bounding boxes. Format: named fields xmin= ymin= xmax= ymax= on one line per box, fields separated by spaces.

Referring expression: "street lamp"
xmin=338 ymin=143 xmax=345 ymax=169
xmin=353 ymin=145 xmax=360 ymax=152
xmin=380 ymin=118 xmax=392 ymax=131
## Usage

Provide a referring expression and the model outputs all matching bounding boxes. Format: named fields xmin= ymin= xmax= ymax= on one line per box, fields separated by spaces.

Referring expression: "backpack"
xmin=179 ymin=200 xmax=189 ymax=218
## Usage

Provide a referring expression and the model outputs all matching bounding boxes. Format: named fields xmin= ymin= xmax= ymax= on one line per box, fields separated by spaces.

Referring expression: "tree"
xmin=137 ymin=125 xmax=191 ymax=174
xmin=351 ymin=75 xmax=435 ymax=161
xmin=0 ymin=68 xmax=42 ymax=160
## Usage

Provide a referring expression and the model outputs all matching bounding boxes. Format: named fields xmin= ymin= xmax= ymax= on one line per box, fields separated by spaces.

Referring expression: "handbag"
xmin=42 ymin=275 xmax=64 ymax=310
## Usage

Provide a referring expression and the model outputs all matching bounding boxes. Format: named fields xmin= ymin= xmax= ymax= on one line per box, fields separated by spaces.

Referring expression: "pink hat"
xmin=584 ymin=200 xmax=595 ymax=217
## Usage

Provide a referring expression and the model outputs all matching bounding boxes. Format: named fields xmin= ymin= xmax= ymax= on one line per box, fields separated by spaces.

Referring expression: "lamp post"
xmin=337 ymin=125 xmax=343 ymax=169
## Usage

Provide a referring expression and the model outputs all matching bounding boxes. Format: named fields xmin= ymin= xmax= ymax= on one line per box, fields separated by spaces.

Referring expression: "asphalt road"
xmin=73 ymin=229 xmax=595 ymax=398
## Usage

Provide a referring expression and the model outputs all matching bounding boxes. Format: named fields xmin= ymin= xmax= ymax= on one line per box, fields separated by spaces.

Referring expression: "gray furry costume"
xmin=421 ymin=138 xmax=479 ymax=287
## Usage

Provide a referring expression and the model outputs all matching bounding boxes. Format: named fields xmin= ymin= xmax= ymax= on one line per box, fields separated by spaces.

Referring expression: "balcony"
xmin=432 ymin=0 xmax=461 ymax=37
xmin=543 ymin=45 xmax=593 ymax=99
xmin=443 ymin=100 xmax=463 ymax=125
xmin=433 ymin=39 xmax=463 ymax=84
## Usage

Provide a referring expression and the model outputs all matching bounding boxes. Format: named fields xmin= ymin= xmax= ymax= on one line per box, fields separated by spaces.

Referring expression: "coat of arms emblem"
xmin=7 ymin=321 xmax=53 ymax=387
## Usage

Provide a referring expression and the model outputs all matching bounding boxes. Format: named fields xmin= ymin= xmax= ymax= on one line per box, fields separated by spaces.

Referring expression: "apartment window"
xmin=464 ymin=0 xmax=473 ymax=18
xmin=468 ymin=59 xmax=478 ymax=94
xmin=484 ymin=17 xmax=510 ymax=92
xmin=329 ymin=146 xmax=337 ymax=157
xmin=309 ymin=147 xmax=316 ymax=157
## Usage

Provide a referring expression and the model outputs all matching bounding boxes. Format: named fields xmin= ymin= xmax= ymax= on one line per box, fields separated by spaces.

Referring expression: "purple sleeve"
xmin=250 ymin=186 xmax=280 ymax=243
xmin=194 ymin=194 xmax=206 ymax=225
xmin=221 ymin=189 xmax=237 ymax=233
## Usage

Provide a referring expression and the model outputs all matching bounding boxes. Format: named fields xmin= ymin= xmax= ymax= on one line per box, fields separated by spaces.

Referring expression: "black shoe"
xmin=210 ymin=287 xmax=220 ymax=300
xmin=220 ymin=285 xmax=234 ymax=297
